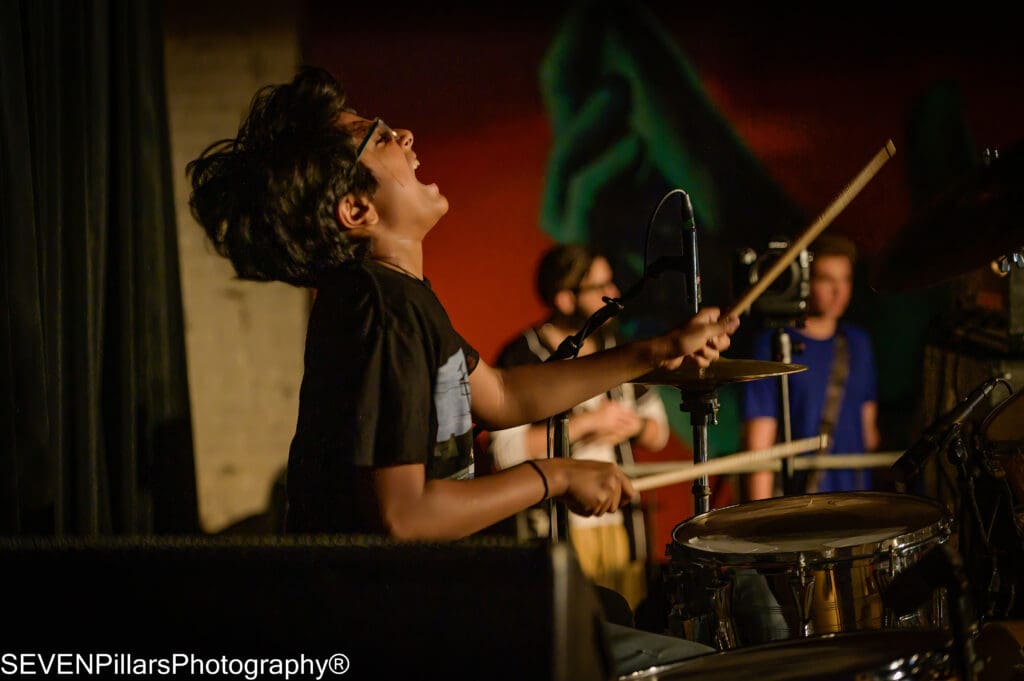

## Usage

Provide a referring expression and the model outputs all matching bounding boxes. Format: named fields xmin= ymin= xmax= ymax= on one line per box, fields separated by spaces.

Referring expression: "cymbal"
xmin=636 ymin=358 xmax=807 ymax=391
xmin=871 ymin=140 xmax=1024 ymax=292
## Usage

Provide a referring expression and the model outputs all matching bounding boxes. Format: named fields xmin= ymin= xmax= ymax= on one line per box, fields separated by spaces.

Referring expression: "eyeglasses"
xmin=350 ymin=117 xmax=408 ymax=188
xmin=354 ymin=118 xmax=397 ymax=162
xmin=573 ymin=280 xmax=617 ymax=295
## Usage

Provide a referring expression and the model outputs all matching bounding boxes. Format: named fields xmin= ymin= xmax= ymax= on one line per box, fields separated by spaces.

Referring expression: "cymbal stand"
xmin=947 ymin=421 xmax=1022 ymax=620
xmin=678 ymin=190 xmax=712 ymax=514
xmin=679 ymin=390 xmax=719 ymax=516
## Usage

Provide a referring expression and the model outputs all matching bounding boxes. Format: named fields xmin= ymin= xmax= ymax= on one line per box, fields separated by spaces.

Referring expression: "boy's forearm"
xmin=495 ymin=341 xmax=656 ymax=428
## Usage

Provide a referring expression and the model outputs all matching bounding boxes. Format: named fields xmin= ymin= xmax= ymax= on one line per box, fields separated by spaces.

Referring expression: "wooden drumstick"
xmin=631 ymin=434 xmax=828 ymax=492
xmin=726 ymin=140 xmax=896 ymax=318
xmin=622 ymin=451 xmax=901 ymax=477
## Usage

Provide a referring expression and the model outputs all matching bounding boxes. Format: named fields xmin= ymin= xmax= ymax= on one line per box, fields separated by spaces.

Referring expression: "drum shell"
xmin=666 ymin=492 xmax=953 ymax=650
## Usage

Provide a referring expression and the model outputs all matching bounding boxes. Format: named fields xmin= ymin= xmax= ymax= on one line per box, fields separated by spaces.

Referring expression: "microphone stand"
xmin=545 ymin=298 xmax=625 ymax=543
xmin=540 ymin=254 xmax=682 ymax=541
xmin=681 ymin=389 xmax=718 ymax=516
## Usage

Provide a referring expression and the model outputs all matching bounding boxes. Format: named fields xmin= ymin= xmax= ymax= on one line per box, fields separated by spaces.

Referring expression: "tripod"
xmin=763 ymin=317 xmax=806 ymax=497
xmin=772 ymin=327 xmax=797 ymax=494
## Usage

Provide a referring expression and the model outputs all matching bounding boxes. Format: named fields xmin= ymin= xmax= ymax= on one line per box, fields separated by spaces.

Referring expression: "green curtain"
xmin=0 ymin=0 xmax=198 ymax=534
xmin=539 ymin=0 xmax=805 ymax=456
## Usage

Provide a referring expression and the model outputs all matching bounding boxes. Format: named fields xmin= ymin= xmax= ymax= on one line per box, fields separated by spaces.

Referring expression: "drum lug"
xmin=789 ymin=556 xmax=816 ymax=638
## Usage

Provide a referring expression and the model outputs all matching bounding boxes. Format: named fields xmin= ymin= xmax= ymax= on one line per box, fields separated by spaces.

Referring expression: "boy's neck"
xmin=370 ymin=235 xmax=424 ymax=279
xmin=801 ymin=315 xmax=839 ymax=340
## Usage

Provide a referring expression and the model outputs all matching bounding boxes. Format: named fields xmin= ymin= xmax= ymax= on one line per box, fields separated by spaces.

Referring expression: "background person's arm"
xmin=744 ymin=417 xmax=778 ymax=500
xmin=861 ymin=401 xmax=880 ymax=452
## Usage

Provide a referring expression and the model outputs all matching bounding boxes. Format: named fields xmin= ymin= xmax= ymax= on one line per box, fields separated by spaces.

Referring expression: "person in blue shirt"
xmin=742 ymin=234 xmax=880 ymax=498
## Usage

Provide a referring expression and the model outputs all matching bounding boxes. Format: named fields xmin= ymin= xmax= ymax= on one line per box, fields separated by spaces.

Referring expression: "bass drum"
xmin=619 ymin=624 xmax=1024 ymax=681
xmin=666 ymin=492 xmax=952 ymax=650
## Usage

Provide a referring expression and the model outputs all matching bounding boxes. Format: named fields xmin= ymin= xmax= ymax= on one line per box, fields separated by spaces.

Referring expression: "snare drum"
xmin=667 ymin=492 xmax=952 ymax=650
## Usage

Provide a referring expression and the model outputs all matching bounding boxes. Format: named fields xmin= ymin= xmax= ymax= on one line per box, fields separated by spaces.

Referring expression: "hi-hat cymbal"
xmin=637 ymin=358 xmax=807 ymax=391
xmin=871 ymin=140 xmax=1024 ymax=293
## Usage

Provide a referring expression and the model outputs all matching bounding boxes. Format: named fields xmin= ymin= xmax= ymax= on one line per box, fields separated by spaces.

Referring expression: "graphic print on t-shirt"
xmin=433 ymin=348 xmax=474 ymax=479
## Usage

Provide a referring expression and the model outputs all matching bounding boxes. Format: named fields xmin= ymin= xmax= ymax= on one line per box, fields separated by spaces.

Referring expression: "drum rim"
xmin=668 ymin=492 xmax=953 ymax=566
xmin=616 ymin=629 xmax=953 ymax=680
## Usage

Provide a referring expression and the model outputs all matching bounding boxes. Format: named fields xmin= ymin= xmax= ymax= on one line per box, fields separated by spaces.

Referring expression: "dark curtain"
xmin=0 ymin=0 xmax=198 ymax=535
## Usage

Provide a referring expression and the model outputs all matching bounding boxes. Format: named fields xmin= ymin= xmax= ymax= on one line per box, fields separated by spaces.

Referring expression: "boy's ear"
xmin=553 ymin=290 xmax=576 ymax=317
xmin=335 ymin=193 xmax=378 ymax=230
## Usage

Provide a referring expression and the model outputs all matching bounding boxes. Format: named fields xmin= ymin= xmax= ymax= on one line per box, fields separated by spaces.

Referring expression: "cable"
xmin=642 ymin=189 xmax=688 ymax=282
xmin=994 ymin=377 xmax=1014 ymax=397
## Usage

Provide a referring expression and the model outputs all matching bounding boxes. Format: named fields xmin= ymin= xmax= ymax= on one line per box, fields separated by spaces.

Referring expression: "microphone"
xmin=892 ymin=376 xmax=1000 ymax=484
xmin=680 ymin=191 xmax=696 ymax=230
xmin=680 ymin=191 xmax=701 ymax=315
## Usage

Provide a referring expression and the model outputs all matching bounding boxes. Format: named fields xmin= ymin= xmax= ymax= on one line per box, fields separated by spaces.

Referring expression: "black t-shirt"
xmin=286 ymin=260 xmax=479 ymax=534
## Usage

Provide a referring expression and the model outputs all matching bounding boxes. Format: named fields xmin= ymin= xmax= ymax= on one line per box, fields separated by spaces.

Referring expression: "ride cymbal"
xmin=637 ymin=358 xmax=807 ymax=391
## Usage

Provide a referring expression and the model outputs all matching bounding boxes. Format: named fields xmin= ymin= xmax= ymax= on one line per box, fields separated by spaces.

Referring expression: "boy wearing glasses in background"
xmin=488 ymin=244 xmax=671 ymax=611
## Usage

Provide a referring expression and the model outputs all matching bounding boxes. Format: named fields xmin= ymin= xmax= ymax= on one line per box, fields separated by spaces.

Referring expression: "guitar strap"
xmin=610 ymin=383 xmax=648 ymax=564
xmin=805 ymin=331 xmax=849 ymax=494
xmin=604 ymin=334 xmax=648 ymax=564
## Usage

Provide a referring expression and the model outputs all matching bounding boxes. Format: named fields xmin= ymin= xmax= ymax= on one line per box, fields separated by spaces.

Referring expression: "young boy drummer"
xmin=187 ymin=67 xmax=737 ymax=674
xmin=187 ymin=66 xmax=737 ymax=540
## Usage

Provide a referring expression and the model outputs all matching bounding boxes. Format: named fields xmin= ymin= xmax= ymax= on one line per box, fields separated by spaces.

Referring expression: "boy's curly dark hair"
xmin=186 ymin=66 xmax=377 ymax=287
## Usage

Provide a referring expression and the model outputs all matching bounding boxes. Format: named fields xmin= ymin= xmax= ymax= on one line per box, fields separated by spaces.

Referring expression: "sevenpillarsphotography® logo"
xmin=0 ymin=652 xmax=350 ymax=679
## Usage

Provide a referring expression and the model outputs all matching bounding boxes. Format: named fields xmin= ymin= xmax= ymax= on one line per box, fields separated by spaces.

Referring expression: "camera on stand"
xmin=732 ymin=236 xmax=812 ymax=496
xmin=733 ymin=236 xmax=811 ymax=329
